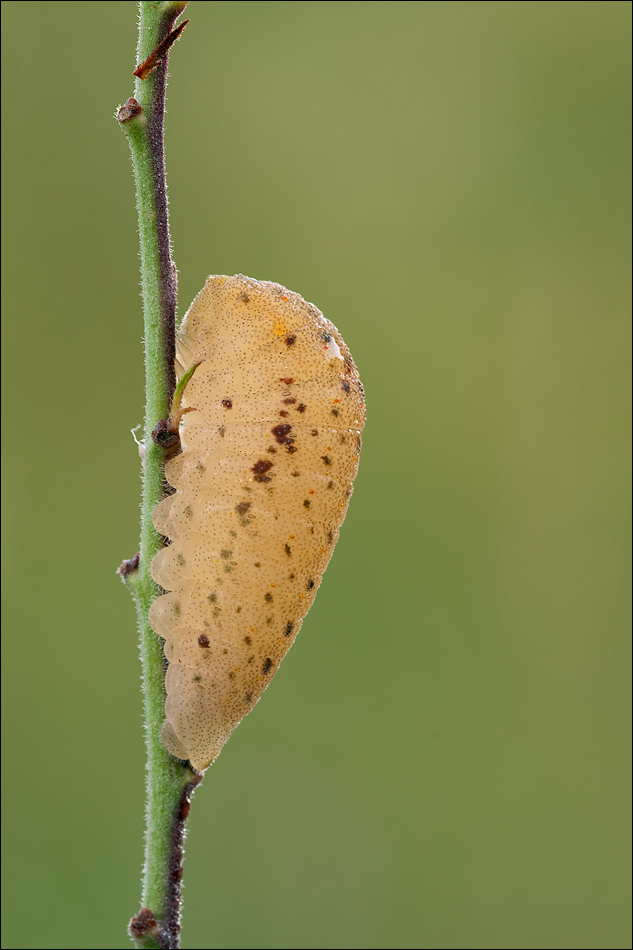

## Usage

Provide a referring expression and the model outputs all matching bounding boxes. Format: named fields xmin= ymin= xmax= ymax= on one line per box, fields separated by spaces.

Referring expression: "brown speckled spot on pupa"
xmin=271 ymin=423 xmax=297 ymax=453
xmin=271 ymin=423 xmax=292 ymax=444
xmin=252 ymin=459 xmax=273 ymax=482
xmin=285 ymin=335 xmax=296 ymax=347
xmin=221 ymin=399 xmax=232 ymax=409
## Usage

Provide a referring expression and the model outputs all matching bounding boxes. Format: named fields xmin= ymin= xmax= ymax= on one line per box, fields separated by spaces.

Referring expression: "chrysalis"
xmin=149 ymin=275 xmax=365 ymax=771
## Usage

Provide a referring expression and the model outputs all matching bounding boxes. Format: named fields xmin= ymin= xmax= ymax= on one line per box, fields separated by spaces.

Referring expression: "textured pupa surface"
xmin=149 ymin=275 xmax=365 ymax=771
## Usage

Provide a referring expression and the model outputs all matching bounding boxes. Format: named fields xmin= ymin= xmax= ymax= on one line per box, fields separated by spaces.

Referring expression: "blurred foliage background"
xmin=1 ymin=2 xmax=630 ymax=948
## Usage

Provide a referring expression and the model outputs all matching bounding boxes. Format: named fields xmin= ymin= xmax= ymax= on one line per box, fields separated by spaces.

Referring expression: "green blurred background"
xmin=1 ymin=2 xmax=630 ymax=948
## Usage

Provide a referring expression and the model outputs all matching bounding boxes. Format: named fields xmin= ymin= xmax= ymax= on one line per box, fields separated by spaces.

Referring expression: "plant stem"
xmin=117 ymin=4 xmax=199 ymax=949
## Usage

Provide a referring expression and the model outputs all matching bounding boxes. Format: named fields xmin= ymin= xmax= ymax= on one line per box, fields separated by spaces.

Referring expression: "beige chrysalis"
xmin=149 ymin=275 xmax=365 ymax=771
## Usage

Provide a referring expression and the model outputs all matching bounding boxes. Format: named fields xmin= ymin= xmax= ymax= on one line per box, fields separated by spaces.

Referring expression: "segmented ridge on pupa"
xmin=149 ymin=275 xmax=365 ymax=771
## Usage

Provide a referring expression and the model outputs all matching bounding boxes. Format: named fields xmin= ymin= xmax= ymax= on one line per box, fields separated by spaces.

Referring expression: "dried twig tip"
xmin=133 ymin=20 xmax=189 ymax=80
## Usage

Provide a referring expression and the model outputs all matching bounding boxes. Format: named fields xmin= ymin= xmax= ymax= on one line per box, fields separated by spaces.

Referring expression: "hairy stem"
xmin=117 ymin=3 xmax=198 ymax=948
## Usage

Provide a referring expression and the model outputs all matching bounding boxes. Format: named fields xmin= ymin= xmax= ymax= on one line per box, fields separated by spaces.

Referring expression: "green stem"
xmin=117 ymin=4 xmax=199 ymax=949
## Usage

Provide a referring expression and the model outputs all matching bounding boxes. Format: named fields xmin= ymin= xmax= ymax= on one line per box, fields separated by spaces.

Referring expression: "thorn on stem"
xmin=133 ymin=20 xmax=190 ymax=80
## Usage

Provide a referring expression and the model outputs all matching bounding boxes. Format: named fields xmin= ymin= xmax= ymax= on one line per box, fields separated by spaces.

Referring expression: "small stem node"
xmin=117 ymin=97 xmax=146 ymax=125
xmin=117 ymin=553 xmax=141 ymax=586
